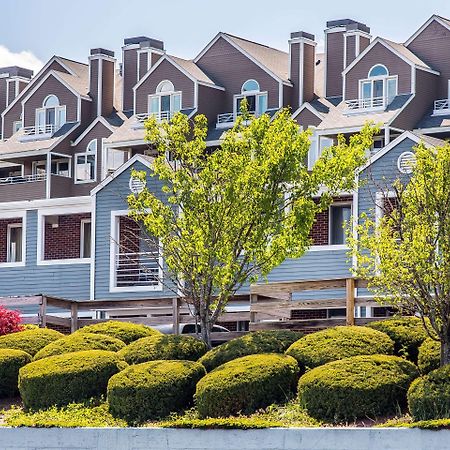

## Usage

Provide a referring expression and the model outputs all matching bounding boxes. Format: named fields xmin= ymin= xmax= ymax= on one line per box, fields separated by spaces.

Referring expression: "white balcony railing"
xmin=19 ymin=124 xmax=59 ymax=142
xmin=345 ymin=96 xmax=386 ymax=113
xmin=216 ymin=111 xmax=257 ymax=129
xmin=133 ymin=111 xmax=175 ymax=129
xmin=0 ymin=173 xmax=46 ymax=185
xmin=433 ymin=99 xmax=450 ymax=116
xmin=115 ymin=251 xmax=160 ymax=287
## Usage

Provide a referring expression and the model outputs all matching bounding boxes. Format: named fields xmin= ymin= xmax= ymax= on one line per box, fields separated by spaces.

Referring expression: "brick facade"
xmin=0 ymin=218 xmax=23 ymax=263
xmin=44 ymin=213 xmax=91 ymax=260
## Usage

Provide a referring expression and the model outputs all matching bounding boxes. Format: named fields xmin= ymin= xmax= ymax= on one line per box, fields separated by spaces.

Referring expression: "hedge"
xmin=408 ymin=364 xmax=450 ymax=421
xmin=297 ymin=355 xmax=418 ymax=422
xmin=285 ymin=326 xmax=394 ymax=372
xmin=34 ymin=333 xmax=126 ymax=360
xmin=367 ymin=317 xmax=428 ymax=362
xmin=108 ymin=360 xmax=205 ymax=423
xmin=19 ymin=350 xmax=127 ymax=409
xmin=198 ymin=330 xmax=302 ymax=372
xmin=75 ymin=321 xmax=160 ymax=344
xmin=0 ymin=328 xmax=63 ymax=356
xmin=0 ymin=349 xmax=32 ymax=397
xmin=118 ymin=334 xmax=207 ymax=365
xmin=418 ymin=339 xmax=440 ymax=374
xmin=195 ymin=353 xmax=299 ymax=418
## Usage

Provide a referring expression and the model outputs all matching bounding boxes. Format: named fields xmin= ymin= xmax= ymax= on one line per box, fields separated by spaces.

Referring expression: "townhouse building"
xmin=1 ymin=15 xmax=449 ymax=324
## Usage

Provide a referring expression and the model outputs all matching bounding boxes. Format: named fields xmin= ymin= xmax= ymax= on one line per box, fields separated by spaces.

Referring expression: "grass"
xmin=378 ymin=415 xmax=450 ymax=430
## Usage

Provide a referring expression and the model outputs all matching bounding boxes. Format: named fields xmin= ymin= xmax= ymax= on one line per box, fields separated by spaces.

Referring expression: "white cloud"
xmin=0 ymin=45 xmax=43 ymax=74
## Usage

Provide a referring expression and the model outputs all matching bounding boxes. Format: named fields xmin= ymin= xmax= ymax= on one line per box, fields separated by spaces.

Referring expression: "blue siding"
xmin=94 ymin=161 xmax=176 ymax=300
xmin=0 ymin=210 xmax=90 ymax=301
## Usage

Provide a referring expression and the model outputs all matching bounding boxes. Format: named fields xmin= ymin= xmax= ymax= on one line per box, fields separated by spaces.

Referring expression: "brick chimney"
xmin=289 ymin=31 xmax=316 ymax=110
xmin=324 ymin=19 xmax=371 ymax=98
xmin=122 ymin=36 xmax=165 ymax=113
xmin=0 ymin=66 xmax=33 ymax=113
xmin=89 ymin=48 xmax=116 ymax=118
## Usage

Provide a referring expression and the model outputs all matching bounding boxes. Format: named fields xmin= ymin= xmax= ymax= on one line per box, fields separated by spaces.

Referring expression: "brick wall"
xmin=119 ymin=216 xmax=141 ymax=253
xmin=0 ymin=218 xmax=23 ymax=263
xmin=44 ymin=213 xmax=91 ymax=260
xmin=291 ymin=309 xmax=327 ymax=320
xmin=309 ymin=196 xmax=353 ymax=245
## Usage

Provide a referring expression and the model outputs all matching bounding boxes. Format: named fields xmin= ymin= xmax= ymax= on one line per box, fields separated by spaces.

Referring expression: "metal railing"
xmin=115 ymin=251 xmax=160 ymax=287
xmin=433 ymin=99 xmax=450 ymax=116
xmin=0 ymin=173 xmax=46 ymax=185
xmin=345 ymin=96 xmax=386 ymax=112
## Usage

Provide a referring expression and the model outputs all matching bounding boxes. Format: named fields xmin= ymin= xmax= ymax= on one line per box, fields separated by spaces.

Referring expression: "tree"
xmin=128 ymin=109 xmax=374 ymax=347
xmin=350 ymin=141 xmax=450 ymax=366
xmin=0 ymin=306 xmax=23 ymax=335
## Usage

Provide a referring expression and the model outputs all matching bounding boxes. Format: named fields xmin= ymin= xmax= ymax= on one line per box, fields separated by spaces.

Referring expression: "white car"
xmin=154 ymin=323 xmax=230 ymax=335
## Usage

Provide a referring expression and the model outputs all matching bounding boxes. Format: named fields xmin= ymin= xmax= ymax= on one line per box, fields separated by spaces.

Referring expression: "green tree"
xmin=128 ymin=110 xmax=373 ymax=347
xmin=350 ymin=142 xmax=450 ymax=366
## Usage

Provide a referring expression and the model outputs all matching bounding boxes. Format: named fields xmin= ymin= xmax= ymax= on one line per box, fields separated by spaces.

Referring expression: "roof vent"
xmin=397 ymin=152 xmax=416 ymax=174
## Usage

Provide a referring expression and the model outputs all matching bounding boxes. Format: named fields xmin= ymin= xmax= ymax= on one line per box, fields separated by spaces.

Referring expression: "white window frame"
xmin=80 ymin=218 xmax=92 ymax=259
xmin=32 ymin=158 xmax=71 ymax=177
xmin=0 ymin=212 xmax=26 ymax=268
xmin=109 ymin=210 xmax=163 ymax=293
xmin=75 ymin=139 xmax=97 ymax=184
xmin=13 ymin=120 xmax=22 ymax=134
xmin=233 ymin=80 xmax=268 ymax=118
xmin=328 ymin=202 xmax=352 ymax=247
xmin=35 ymin=95 xmax=66 ymax=133
xmin=6 ymin=223 xmax=24 ymax=265
xmin=148 ymin=91 xmax=182 ymax=117
xmin=358 ymin=71 xmax=398 ymax=109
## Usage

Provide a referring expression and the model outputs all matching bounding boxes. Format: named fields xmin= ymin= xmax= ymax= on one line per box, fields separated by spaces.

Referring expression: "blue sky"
xmin=2 ymin=0 xmax=450 ymax=73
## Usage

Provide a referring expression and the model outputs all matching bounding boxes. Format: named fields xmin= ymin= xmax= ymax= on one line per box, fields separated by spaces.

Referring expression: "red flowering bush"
xmin=0 ymin=307 xmax=23 ymax=336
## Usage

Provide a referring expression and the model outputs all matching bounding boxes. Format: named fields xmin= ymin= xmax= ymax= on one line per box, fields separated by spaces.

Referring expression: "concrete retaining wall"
xmin=0 ymin=427 xmax=449 ymax=450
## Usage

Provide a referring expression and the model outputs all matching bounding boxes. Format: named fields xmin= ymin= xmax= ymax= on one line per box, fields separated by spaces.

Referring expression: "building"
xmin=1 ymin=15 xmax=449 ymax=324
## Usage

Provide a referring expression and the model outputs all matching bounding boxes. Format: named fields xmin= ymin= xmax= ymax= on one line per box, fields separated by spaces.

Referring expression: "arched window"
xmin=36 ymin=94 xmax=65 ymax=133
xmin=149 ymin=80 xmax=181 ymax=120
xmin=43 ymin=94 xmax=60 ymax=108
xmin=75 ymin=139 xmax=97 ymax=183
xmin=368 ymin=65 xmax=389 ymax=78
xmin=241 ymin=79 xmax=260 ymax=93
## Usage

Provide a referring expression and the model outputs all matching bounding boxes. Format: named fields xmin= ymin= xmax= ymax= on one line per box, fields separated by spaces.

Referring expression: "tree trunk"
xmin=440 ymin=334 xmax=450 ymax=366
xmin=199 ymin=303 xmax=212 ymax=349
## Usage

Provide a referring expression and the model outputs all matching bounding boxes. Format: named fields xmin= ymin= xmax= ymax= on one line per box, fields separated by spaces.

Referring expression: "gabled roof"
xmin=71 ymin=116 xmax=116 ymax=147
xmin=405 ymin=14 xmax=450 ymax=47
xmin=194 ymin=32 xmax=291 ymax=85
xmin=91 ymin=153 xmax=154 ymax=196
xmin=291 ymin=102 xmax=325 ymax=122
xmin=342 ymin=37 xmax=440 ymax=76
xmin=170 ymin=56 xmax=216 ymax=85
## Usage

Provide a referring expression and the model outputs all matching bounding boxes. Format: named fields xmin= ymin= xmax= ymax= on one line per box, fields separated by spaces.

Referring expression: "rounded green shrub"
xmin=0 ymin=349 xmax=32 ymax=397
xmin=195 ymin=353 xmax=299 ymax=418
xmin=298 ymin=355 xmax=418 ymax=422
xmin=285 ymin=326 xmax=394 ymax=372
xmin=198 ymin=330 xmax=302 ymax=372
xmin=34 ymin=332 xmax=126 ymax=360
xmin=408 ymin=365 xmax=450 ymax=421
xmin=118 ymin=334 xmax=207 ymax=365
xmin=0 ymin=328 xmax=63 ymax=356
xmin=19 ymin=350 xmax=127 ymax=409
xmin=418 ymin=339 xmax=440 ymax=374
xmin=108 ymin=360 xmax=205 ymax=423
xmin=74 ymin=321 xmax=160 ymax=344
xmin=367 ymin=317 xmax=428 ymax=362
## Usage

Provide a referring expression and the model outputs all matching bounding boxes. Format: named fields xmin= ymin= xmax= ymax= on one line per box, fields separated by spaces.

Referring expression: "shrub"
xmin=34 ymin=333 xmax=126 ymax=360
xmin=418 ymin=339 xmax=440 ymax=374
xmin=0 ymin=349 xmax=31 ymax=397
xmin=19 ymin=350 xmax=127 ymax=409
xmin=0 ymin=306 xmax=23 ymax=335
xmin=75 ymin=321 xmax=160 ymax=344
xmin=195 ymin=353 xmax=299 ymax=418
xmin=0 ymin=328 xmax=63 ymax=356
xmin=198 ymin=330 xmax=302 ymax=372
xmin=297 ymin=355 xmax=418 ymax=422
xmin=408 ymin=365 xmax=450 ymax=421
xmin=367 ymin=317 xmax=428 ymax=362
xmin=285 ymin=326 xmax=394 ymax=372
xmin=118 ymin=334 xmax=207 ymax=365
xmin=108 ymin=360 xmax=205 ymax=423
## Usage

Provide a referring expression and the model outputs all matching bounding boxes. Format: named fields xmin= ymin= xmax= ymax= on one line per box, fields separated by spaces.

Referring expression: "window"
xmin=105 ymin=148 xmax=128 ymax=176
xmin=7 ymin=224 xmax=23 ymax=263
xmin=80 ymin=219 xmax=92 ymax=258
xmin=329 ymin=204 xmax=352 ymax=245
xmin=32 ymin=159 xmax=70 ymax=177
xmin=13 ymin=120 xmax=22 ymax=134
xmin=359 ymin=65 xmax=398 ymax=108
xmin=234 ymin=79 xmax=268 ymax=117
xmin=75 ymin=139 xmax=97 ymax=183
xmin=35 ymin=95 xmax=66 ymax=133
xmin=148 ymin=80 xmax=182 ymax=119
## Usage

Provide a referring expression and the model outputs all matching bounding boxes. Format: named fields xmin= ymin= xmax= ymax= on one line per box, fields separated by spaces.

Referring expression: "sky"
xmin=2 ymin=0 xmax=450 ymax=74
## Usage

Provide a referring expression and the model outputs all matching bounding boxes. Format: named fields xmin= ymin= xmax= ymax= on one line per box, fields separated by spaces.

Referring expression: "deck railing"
xmin=433 ymin=99 xmax=450 ymax=116
xmin=345 ymin=96 xmax=385 ymax=112
xmin=134 ymin=111 xmax=174 ymax=128
xmin=216 ymin=110 xmax=257 ymax=128
xmin=0 ymin=173 xmax=46 ymax=185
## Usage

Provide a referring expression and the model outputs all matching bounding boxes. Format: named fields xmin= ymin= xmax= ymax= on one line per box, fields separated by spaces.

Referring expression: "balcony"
xmin=0 ymin=174 xmax=46 ymax=202
xmin=19 ymin=124 xmax=58 ymax=142
xmin=216 ymin=111 xmax=257 ymax=129
xmin=115 ymin=251 xmax=160 ymax=288
xmin=133 ymin=112 xmax=175 ymax=129
xmin=345 ymin=97 xmax=386 ymax=114
xmin=433 ymin=99 xmax=450 ymax=116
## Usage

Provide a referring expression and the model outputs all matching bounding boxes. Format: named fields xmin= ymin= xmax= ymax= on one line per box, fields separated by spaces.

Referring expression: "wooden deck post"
xmin=172 ymin=297 xmax=180 ymax=335
xmin=39 ymin=296 xmax=47 ymax=328
xmin=250 ymin=293 xmax=258 ymax=324
xmin=70 ymin=303 xmax=78 ymax=333
xmin=346 ymin=278 xmax=355 ymax=326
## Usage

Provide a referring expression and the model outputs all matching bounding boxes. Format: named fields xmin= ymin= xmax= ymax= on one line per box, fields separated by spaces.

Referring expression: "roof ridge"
xmin=223 ymin=32 xmax=287 ymax=54
xmin=56 ymin=56 xmax=89 ymax=67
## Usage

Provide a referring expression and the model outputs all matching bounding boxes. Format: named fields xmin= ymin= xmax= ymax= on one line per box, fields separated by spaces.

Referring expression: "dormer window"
xmin=359 ymin=65 xmax=397 ymax=108
xmin=148 ymin=80 xmax=182 ymax=121
xmin=235 ymin=79 xmax=268 ymax=116
xmin=36 ymin=95 xmax=66 ymax=134
xmin=75 ymin=139 xmax=97 ymax=183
